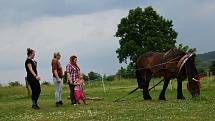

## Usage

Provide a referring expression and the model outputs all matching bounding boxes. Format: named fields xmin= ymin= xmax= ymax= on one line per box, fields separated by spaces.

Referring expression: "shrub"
xmin=105 ymin=75 xmax=115 ymax=81
xmin=197 ymin=67 xmax=207 ymax=76
xmin=8 ymin=81 xmax=21 ymax=87
xmin=41 ymin=81 xmax=51 ymax=86
xmin=63 ymin=71 xmax=68 ymax=84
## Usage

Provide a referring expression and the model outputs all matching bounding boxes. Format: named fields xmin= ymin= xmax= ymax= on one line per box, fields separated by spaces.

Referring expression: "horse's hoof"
xmin=177 ymin=96 xmax=186 ymax=100
xmin=144 ymin=96 xmax=152 ymax=100
xmin=144 ymin=98 xmax=152 ymax=101
xmin=159 ymin=97 xmax=166 ymax=100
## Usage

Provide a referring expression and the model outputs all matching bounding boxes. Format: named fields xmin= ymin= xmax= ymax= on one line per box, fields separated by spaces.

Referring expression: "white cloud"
xmin=0 ymin=9 xmax=128 ymax=85
xmin=144 ymin=0 xmax=215 ymax=53
xmin=1 ymin=0 xmax=215 ymax=85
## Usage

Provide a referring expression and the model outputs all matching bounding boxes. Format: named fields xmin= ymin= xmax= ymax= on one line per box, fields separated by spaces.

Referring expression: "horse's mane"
xmin=137 ymin=48 xmax=186 ymax=64
xmin=138 ymin=51 xmax=162 ymax=60
xmin=164 ymin=48 xmax=186 ymax=60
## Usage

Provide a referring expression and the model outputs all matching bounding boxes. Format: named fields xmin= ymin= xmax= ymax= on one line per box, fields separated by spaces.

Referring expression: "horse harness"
xmin=145 ymin=53 xmax=192 ymax=76
xmin=114 ymin=53 xmax=195 ymax=102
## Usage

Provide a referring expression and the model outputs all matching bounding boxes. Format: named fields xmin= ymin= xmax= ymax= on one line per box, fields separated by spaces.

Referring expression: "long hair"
xmin=70 ymin=55 xmax=80 ymax=71
xmin=27 ymin=48 xmax=34 ymax=57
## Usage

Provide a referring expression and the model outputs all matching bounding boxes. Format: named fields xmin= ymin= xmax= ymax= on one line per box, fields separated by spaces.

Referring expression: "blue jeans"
xmin=53 ymin=77 xmax=62 ymax=102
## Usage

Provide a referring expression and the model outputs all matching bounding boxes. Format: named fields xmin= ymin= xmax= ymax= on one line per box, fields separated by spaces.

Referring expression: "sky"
xmin=0 ymin=0 xmax=214 ymax=85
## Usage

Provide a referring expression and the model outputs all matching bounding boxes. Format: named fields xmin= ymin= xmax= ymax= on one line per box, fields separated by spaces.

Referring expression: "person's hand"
xmin=36 ymin=76 xmax=41 ymax=81
xmin=70 ymin=81 xmax=74 ymax=85
xmin=57 ymin=78 xmax=62 ymax=83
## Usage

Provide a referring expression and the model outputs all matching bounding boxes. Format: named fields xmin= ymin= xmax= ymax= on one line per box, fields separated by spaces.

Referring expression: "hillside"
xmin=197 ymin=51 xmax=215 ymax=67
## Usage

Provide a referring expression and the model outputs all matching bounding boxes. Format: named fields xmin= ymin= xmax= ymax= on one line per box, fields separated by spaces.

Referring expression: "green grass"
xmin=1 ymin=78 xmax=215 ymax=121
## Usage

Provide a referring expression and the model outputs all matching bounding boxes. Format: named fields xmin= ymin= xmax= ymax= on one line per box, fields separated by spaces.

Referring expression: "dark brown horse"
xmin=136 ymin=48 xmax=200 ymax=100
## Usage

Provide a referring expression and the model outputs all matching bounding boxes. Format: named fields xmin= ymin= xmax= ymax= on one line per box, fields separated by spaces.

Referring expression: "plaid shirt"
xmin=66 ymin=63 xmax=80 ymax=83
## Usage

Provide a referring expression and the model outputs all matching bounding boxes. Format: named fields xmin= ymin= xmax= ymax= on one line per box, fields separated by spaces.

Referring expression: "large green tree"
xmin=115 ymin=6 xmax=177 ymax=63
xmin=177 ymin=43 xmax=196 ymax=54
xmin=116 ymin=63 xmax=136 ymax=79
xmin=88 ymin=71 xmax=102 ymax=81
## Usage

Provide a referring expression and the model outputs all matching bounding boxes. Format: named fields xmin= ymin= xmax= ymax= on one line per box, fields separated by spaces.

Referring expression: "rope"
xmin=113 ymin=79 xmax=164 ymax=102
xmin=113 ymin=55 xmax=184 ymax=102
xmin=148 ymin=79 xmax=164 ymax=91
xmin=133 ymin=55 xmax=182 ymax=71
xmin=113 ymin=87 xmax=139 ymax=102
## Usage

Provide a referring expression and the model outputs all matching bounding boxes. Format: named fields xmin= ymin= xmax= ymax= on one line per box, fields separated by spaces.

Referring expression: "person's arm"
xmin=27 ymin=63 xmax=41 ymax=80
xmin=52 ymin=60 xmax=60 ymax=81
xmin=66 ymin=65 xmax=72 ymax=84
xmin=67 ymin=72 xmax=71 ymax=82
xmin=54 ymin=70 xmax=61 ymax=82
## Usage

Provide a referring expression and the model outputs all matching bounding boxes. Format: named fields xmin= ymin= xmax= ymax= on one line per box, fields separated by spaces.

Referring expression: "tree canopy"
xmin=115 ymin=6 xmax=177 ymax=63
xmin=88 ymin=71 xmax=102 ymax=81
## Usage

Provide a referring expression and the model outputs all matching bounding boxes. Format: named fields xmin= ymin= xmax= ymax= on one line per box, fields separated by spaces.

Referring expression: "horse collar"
xmin=177 ymin=53 xmax=193 ymax=75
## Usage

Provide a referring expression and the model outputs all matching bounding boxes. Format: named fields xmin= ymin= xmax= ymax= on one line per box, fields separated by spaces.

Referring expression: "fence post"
xmin=207 ymin=72 xmax=210 ymax=89
xmin=101 ymin=74 xmax=106 ymax=93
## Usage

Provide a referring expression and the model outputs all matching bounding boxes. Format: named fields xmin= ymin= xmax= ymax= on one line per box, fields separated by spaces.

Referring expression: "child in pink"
xmin=74 ymin=75 xmax=87 ymax=105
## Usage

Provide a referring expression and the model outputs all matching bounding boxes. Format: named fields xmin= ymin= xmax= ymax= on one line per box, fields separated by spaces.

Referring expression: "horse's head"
xmin=185 ymin=54 xmax=201 ymax=97
xmin=187 ymin=74 xmax=201 ymax=97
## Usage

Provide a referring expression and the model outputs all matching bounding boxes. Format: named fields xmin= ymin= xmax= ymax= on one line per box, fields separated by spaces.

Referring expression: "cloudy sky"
xmin=0 ymin=0 xmax=214 ymax=85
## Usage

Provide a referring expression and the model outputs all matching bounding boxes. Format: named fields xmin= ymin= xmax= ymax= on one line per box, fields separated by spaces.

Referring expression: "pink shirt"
xmin=74 ymin=79 xmax=85 ymax=91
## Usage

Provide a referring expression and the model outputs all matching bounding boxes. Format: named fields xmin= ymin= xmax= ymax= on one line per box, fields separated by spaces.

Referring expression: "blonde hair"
xmin=79 ymin=73 xmax=83 ymax=79
xmin=54 ymin=52 xmax=61 ymax=58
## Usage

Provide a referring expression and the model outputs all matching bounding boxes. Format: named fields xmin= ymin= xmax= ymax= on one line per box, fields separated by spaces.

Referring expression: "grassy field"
xmin=1 ymin=77 xmax=215 ymax=121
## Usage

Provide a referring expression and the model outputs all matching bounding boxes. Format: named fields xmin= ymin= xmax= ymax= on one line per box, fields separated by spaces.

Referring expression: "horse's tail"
xmin=136 ymin=65 xmax=143 ymax=89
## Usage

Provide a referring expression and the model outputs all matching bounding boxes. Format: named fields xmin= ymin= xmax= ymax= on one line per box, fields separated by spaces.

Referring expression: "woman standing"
xmin=25 ymin=48 xmax=41 ymax=110
xmin=66 ymin=55 xmax=80 ymax=105
xmin=51 ymin=52 xmax=63 ymax=107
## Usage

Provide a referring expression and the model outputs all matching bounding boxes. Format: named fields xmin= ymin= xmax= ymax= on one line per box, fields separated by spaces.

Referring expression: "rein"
xmin=114 ymin=54 xmax=194 ymax=102
xmin=135 ymin=55 xmax=182 ymax=71
xmin=113 ymin=79 xmax=164 ymax=102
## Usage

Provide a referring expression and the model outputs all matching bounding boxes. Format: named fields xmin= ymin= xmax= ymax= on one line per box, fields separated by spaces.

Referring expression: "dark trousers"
xmin=69 ymin=84 xmax=76 ymax=104
xmin=27 ymin=77 xmax=41 ymax=104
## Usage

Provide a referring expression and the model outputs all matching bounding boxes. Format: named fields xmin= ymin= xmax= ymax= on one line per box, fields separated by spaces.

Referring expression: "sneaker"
xmin=71 ymin=103 xmax=77 ymax=106
xmin=35 ymin=105 xmax=40 ymax=109
xmin=32 ymin=105 xmax=40 ymax=110
xmin=59 ymin=101 xmax=63 ymax=105
xmin=56 ymin=102 xmax=61 ymax=107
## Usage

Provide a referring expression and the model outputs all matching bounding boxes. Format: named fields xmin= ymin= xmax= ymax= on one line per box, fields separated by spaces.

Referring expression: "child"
xmin=74 ymin=74 xmax=87 ymax=105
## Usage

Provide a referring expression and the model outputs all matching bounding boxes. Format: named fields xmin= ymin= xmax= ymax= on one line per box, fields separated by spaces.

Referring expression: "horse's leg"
xmin=159 ymin=78 xmax=170 ymax=100
xmin=136 ymin=69 xmax=143 ymax=89
xmin=142 ymin=70 xmax=152 ymax=100
xmin=177 ymin=80 xmax=185 ymax=99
